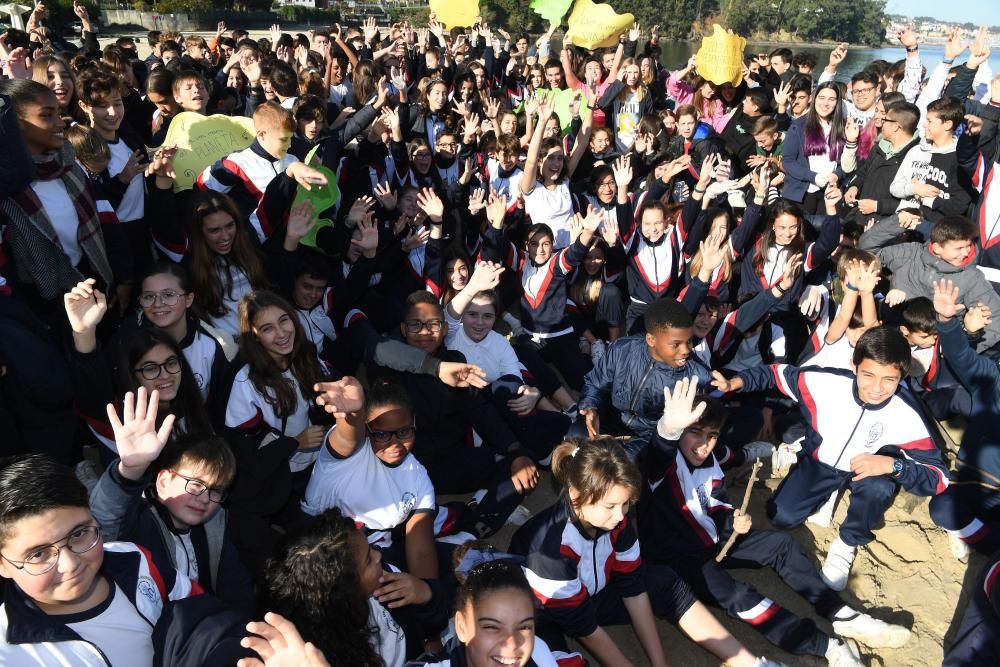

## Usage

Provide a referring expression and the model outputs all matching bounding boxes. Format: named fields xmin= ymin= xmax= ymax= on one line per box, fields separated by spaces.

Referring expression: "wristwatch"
xmin=891 ymin=459 xmax=905 ymax=479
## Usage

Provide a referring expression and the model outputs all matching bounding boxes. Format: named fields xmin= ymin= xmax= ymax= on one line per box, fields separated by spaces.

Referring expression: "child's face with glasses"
xmin=140 ymin=273 xmax=193 ymax=330
xmin=156 ymin=462 xmax=229 ymax=529
xmin=0 ymin=507 xmax=106 ymax=615
xmin=133 ymin=344 xmax=182 ymax=401
xmin=401 ymin=301 xmax=447 ymax=353
xmin=366 ymin=404 xmax=416 ymax=466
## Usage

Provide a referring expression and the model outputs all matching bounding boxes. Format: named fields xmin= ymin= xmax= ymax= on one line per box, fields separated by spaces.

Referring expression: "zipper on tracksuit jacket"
xmin=832 ymin=406 xmax=868 ymax=469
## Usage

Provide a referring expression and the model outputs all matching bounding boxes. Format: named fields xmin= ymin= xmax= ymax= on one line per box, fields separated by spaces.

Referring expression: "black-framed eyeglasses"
xmin=851 ymin=86 xmax=876 ymax=96
xmin=404 ymin=319 xmax=443 ymax=333
xmin=597 ymin=180 xmax=616 ymax=190
xmin=366 ymin=424 xmax=417 ymax=444
xmin=133 ymin=356 xmax=182 ymax=380
xmin=882 ymin=118 xmax=899 ymax=126
xmin=167 ymin=469 xmax=228 ymax=503
xmin=0 ymin=525 xmax=102 ymax=576
xmin=139 ymin=290 xmax=186 ymax=307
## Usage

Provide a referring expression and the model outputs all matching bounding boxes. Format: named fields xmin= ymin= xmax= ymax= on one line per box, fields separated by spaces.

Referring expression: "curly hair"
xmin=264 ymin=509 xmax=385 ymax=667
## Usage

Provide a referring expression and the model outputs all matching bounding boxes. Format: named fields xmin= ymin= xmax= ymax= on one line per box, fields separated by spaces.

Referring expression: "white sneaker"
xmin=771 ymin=438 xmax=802 ymax=473
xmin=948 ymin=530 xmax=971 ymax=562
xmin=753 ymin=658 xmax=789 ymax=667
xmin=807 ymin=490 xmax=840 ymax=528
xmin=832 ymin=609 xmax=911 ymax=648
xmin=824 ymin=638 xmax=862 ymax=667
xmin=820 ymin=537 xmax=857 ymax=591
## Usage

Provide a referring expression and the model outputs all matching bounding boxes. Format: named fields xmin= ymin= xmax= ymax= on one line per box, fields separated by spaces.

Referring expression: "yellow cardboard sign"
xmin=695 ymin=24 xmax=748 ymax=87
xmin=160 ymin=112 xmax=256 ymax=192
xmin=429 ymin=0 xmax=481 ymax=29
xmin=564 ymin=0 xmax=633 ymax=50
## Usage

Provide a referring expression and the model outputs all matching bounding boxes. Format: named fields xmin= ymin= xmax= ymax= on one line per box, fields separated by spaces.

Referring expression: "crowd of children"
xmin=1 ymin=4 xmax=999 ymax=665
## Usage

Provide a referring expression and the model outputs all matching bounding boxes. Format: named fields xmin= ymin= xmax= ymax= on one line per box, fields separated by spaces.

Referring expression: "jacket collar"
xmin=3 ymin=572 xmax=112 ymax=645
xmin=249 ymin=139 xmax=280 ymax=162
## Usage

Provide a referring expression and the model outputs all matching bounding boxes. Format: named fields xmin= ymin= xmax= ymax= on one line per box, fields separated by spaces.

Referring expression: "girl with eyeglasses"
xmin=64 ymin=279 xmax=214 ymax=467
xmin=110 ymin=262 xmax=234 ymax=407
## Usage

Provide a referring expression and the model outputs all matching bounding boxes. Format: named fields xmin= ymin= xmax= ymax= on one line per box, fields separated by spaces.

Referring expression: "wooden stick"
xmin=715 ymin=459 xmax=763 ymax=563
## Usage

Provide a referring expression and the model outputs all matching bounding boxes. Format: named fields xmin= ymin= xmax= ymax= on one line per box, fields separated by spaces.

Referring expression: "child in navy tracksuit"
xmin=713 ymin=326 xmax=950 ymax=592
xmin=508 ymin=438 xmax=783 ymax=667
xmin=639 ymin=380 xmax=909 ymax=663
xmin=480 ymin=205 xmax=599 ymax=393
xmin=927 ymin=281 xmax=1000 ymax=556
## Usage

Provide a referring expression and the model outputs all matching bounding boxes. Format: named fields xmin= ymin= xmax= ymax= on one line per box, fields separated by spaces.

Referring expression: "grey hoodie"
xmin=877 ymin=241 xmax=1000 ymax=351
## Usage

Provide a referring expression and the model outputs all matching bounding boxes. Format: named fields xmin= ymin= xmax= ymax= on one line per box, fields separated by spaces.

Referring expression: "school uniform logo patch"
xmin=137 ymin=576 xmax=158 ymax=602
xmin=401 ymin=492 xmax=417 ymax=514
xmin=866 ymin=423 xmax=884 ymax=445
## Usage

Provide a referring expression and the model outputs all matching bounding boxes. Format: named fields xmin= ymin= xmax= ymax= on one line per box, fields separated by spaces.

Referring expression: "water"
xmin=655 ymin=41 xmax=1000 ymax=83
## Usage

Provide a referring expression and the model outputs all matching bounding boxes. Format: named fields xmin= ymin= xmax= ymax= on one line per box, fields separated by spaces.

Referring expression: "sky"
xmin=885 ymin=0 xmax=997 ymax=26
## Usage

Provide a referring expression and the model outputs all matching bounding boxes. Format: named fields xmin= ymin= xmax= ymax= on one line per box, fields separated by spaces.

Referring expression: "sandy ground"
xmin=484 ymin=428 xmax=979 ymax=667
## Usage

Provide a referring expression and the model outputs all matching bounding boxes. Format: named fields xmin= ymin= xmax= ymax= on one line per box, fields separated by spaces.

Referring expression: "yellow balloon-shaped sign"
xmin=564 ymin=0 xmax=634 ymax=50
xmin=160 ymin=112 xmax=256 ymax=192
xmin=695 ymin=24 xmax=748 ymax=87
xmin=429 ymin=0 xmax=481 ymax=29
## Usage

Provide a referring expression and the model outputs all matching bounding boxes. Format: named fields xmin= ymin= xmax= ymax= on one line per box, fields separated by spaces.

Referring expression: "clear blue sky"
xmin=886 ymin=0 xmax=997 ymax=26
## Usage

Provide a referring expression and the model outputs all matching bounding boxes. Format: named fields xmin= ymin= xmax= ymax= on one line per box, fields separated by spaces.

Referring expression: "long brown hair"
xmin=185 ymin=192 xmax=268 ymax=318
xmin=570 ymin=240 xmax=607 ymax=307
xmin=688 ymin=209 xmax=734 ymax=283
xmin=752 ymin=199 xmax=806 ymax=279
xmin=238 ymin=290 xmax=325 ymax=418
xmin=551 ymin=438 xmax=640 ymax=509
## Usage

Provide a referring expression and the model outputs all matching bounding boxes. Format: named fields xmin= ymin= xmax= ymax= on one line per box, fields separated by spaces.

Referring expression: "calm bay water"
xmin=656 ymin=41 xmax=1000 ymax=83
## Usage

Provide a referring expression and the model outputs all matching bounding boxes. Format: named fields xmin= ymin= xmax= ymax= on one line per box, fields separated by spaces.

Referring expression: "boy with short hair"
xmin=712 ymin=326 xmax=950 ymax=591
xmin=889 ymin=97 xmax=974 ymax=223
xmin=869 ymin=215 xmax=1000 ymax=351
xmin=0 ymin=448 xmax=244 ymax=664
xmin=749 ymin=116 xmax=783 ymax=166
xmin=90 ymin=389 xmax=253 ymax=612
xmin=196 ymin=101 xmax=327 ymax=243
xmin=171 ymin=70 xmax=209 ymax=114
xmin=638 ymin=381 xmax=909 ymax=663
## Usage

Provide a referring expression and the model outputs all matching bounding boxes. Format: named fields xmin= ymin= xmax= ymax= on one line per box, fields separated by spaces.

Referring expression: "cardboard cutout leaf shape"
xmin=695 ymin=24 xmax=747 ymax=87
xmin=536 ymin=88 xmax=587 ymax=133
xmin=429 ymin=0 xmax=480 ymax=29
xmin=564 ymin=0 xmax=634 ymax=50
xmin=531 ymin=0 xmax=574 ymax=25
xmin=291 ymin=165 xmax=340 ymax=250
xmin=160 ymin=112 xmax=256 ymax=192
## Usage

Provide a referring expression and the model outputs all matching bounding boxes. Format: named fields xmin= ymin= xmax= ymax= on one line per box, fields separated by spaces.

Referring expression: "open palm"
xmin=107 ymin=387 xmax=175 ymax=480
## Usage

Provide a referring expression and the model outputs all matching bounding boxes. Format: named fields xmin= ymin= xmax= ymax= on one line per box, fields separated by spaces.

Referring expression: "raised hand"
xmin=844 ymin=116 xmax=861 ymax=143
xmin=778 ymin=252 xmax=803 ymax=292
xmin=828 ymin=43 xmax=848 ymax=69
xmin=468 ymin=187 xmax=487 ymax=216
xmin=657 ymin=377 xmax=707 ymax=438
xmin=314 ymin=377 xmax=365 ymax=419
xmin=363 ymin=16 xmax=379 ymax=43
xmin=932 ymin=279 xmax=965 ymax=319
xmin=108 ymin=387 xmax=176 ymax=481
xmin=773 ymin=80 xmax=791 ymax=110
xmin=469 ymin=260 xmax=505 ymax=291
xmin=402 ymin=226 xmax=430 ymax=251
xmin=145 ymin=145 xmax=178 ymax=181
xmin=373 ymin=182 xmax=397 ymax=210
xmin=578 ymin=205 xmax=605 ymax=234
xmin=286 ymin=162 xmax=328 ymax=191
xmin=897 ymin=26 xmax=918 ymax=50
xmin=944 ymin=27 xmax=966 ymax=61
xmin=964 ymin=303 xmax=992 ymax=334
xmin=628 ymin=21 xmax=642 ymax=42
xmin=885 ymin=288 xmax=908 ymax=307
xmin=64 ymin=278 xmax=108 ymax=334
xmin=238 ymin=613 xmax=330 ymax=667
xmin=285 ymin=199 xmax=317 ymax=243
xmin=612 ymin=155 xmax=633 ymax=188
xmin=485 ymin=192 xmax=509 ymax=229
xmin=855 ymin=260 xmax=880 ymax=293
xmin=351 ymin=213 xmax=380 ymax=257
xmin=346 ymin=196 xmax=375 ymax=227
xmin=697 ymin=224 xmax=728 ymax=278
xmin=968 ymin=26 xmax=992 ymax=69
xmin=269 ymin=23 xmax=281 ymax=44
xmin=416 ymin=187 xmax=444 ymax=221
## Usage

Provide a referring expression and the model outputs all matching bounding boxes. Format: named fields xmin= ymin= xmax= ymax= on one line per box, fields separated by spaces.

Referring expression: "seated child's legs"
xmin=930 ymin=485 xmax=1000 ymax=554
xmin=642 ymin=563 xmax=698 ymax=623
xmin=594 ymin=282 xmax=625 ymax=337
xmin=625 ymin=301 xmax=647 ymax=336
xmin=669 ymin=549 xmax=828 ymax=657
xmin=538 ymin=333 xmax=592 ymax=391
xmin=488 ymin=375 xmax=571 ymax=459
xmin=839 ymin=474 xmax=898 ymax=547
xmin=426 ymin=448 xmax=524 ymax=537
xmin=767 ymin=456 xmax=850 ymax=529
xmin=513 ymin=339 xmax=564 ymax=397
xmin=941 ymin=552 xmax=1000 ymax=667
xmin=724 ymin=530 xmax=844 ymax=619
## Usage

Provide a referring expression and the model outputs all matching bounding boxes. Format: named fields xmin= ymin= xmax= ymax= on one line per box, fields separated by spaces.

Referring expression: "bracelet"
xmin=845 ymin=141 xmax=858 ymax=148
xmin=942 ymin=57 xmax=955 ymax=65
xmin=905 ymin=46 xmax=918 ymax=53
xmin=773 ymin=283 xmax=787 ymax=295
xmin=694 ymin=186 xmax=707 ymax=194
xmin=845 ymin=282 xmax=859 ymax=292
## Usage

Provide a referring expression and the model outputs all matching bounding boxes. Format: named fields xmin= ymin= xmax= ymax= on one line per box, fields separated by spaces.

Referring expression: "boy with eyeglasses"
xmin=90 ymin=387 xmax=254 ymax=613
xmin=0 ymin=449 xmax=248 ymax=665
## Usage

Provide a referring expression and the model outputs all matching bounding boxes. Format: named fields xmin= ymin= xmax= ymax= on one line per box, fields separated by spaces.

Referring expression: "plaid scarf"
xmin=0 ymin=143 xmax=113 ymax=301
